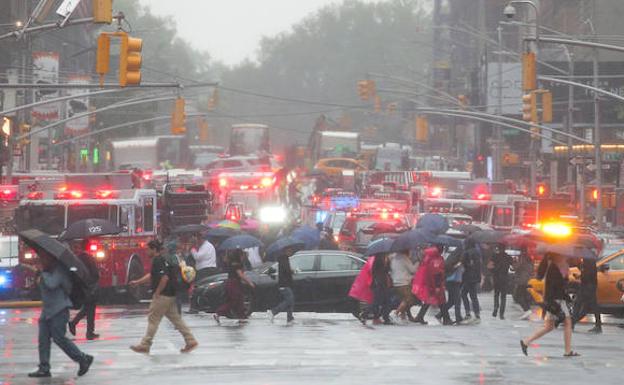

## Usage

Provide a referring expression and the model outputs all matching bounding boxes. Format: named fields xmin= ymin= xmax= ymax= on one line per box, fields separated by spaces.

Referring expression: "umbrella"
xmin=468 ymin=230 xmax=508 ymax=244
xmin=361 ymin=222 xmax=409 ymax=235
xmin=291 ymin=226 xmax=321 ymax=249
xmin=390 ymin=229 xmax=429 ymax=252
xmin=535 ymin=242 xmax=597 ymax=260
xmin=19 ymin=229 xmax=91 ymax=285
xmin=170 ymin=224 xmax=209 ymax=235
xmin=58 ymin=219 xmax=121 ymax=241
xmin=240 ymin=218 xmax=260 ymax=232
xmin=365 ymin=238 xmax=395 ymax=257
xmin=453 ymin=224 xmax=482 ymax=235
xmin=416 ymin=214 xmax=449 ymax=235
xmin=266 ymin=237 xmax=305 ymax=261
xmin=207 ymin=220 xmax=242 ymax=230
xmin=206 ymin=227 xmax=240 ymax=239
xmin=428 ymin=234 xmax=464 ymax=248
xmin=218 ymin=235 xmax=263 ymax=251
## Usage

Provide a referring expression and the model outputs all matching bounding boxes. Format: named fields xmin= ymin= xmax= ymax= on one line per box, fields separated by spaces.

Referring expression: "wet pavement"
xmin=1 ymin=295 xmax=623 ymax=385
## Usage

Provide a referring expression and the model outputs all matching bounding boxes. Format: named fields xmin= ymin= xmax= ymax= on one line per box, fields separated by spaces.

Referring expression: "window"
xmin=68 ymin=205 xmax=117 ymax=226
xmin=135 ymin=204 xmax=144 ymax=233
xmin=290 ymin=254 xmax=316 ymax=272
xmin=492 ymin=206 xmax=513 ymax=228
xmin=608 ymin=255 xmax=624 ymax=270
xmin=143 ymin=198 xmax=154 ymax=233
xmin=16 ymin=206 xmax=65 ymax=235
xmin=119 ymin=205 xmax=131 ymax=233
xmin=320 ymin=255 xmax=362 ymax=271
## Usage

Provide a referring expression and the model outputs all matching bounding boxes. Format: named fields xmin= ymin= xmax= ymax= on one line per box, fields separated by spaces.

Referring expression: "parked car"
xmin=191 ymin=250 xmax=365 ymax=315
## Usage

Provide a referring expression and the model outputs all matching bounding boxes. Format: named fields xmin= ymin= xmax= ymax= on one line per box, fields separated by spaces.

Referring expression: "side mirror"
xmin=599 ymin=263 xmax=610 ymax=273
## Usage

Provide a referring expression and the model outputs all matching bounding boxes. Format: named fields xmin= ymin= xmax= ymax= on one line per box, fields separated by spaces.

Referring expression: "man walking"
xmin=69 ymin=239 xmax=100 ymax=340
xmin=572 ymin=256 xmax=602 ymax=333
xmin=129 ymin=240 xmax=198 ymax=354
xmin=28 ymin=251 xmax=93 ymax=378
xmin=267 ymin=247 xmax=296 ymax=324
xmin=461 ymin=240 xmax=481 ymax=324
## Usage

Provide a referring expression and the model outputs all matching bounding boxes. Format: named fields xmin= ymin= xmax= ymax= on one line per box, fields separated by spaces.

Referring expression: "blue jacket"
xmin=39 ymin=266 xmax=73 ymax=319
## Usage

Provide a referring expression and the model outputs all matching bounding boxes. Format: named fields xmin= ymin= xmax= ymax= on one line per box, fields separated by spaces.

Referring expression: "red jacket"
xmin=412 ymin=247 xmax=446 ymax=306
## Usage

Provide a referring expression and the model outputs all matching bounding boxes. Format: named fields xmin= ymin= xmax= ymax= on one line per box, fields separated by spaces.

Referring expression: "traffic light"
xmin=198 ymin=118 xmax=210 ymax=143
xmin=207 ymin=89 xmax=219 ymax=111
xmin=1 ymin=117 xmax=11 ymax=137
xmin=541 ymin=90 xmax=553 ymax=123
xmin=415 ymin=116 xmax=428 ymax=142
xmin=357 ymin=80 xmax=375 ymax=101
xmin=522 ymin=51 xmax=536 ymax=91
xmin=119 ymin=32 xmax=142 ymax=87
xmin=19 ymin=123 xmax=31 ymax=147
xmin=387 ymin=102 xmax=398 ymax=114
xmin=522 ymin=91 xmax=537 ymax=122
xmin=537 ymin=183 xmax=549 ymax=197
xmin=93 ymin=0 xmax=113 ymax=24
xmin=171 ymin=97 xmax=186 ymax=135
xmin=458 ymin=94 xmax=468 ymax=109
xmin=374 ymin=96 xmax=382 ymax=113
xmin=95 ymin=33 xmax=110 ymax=86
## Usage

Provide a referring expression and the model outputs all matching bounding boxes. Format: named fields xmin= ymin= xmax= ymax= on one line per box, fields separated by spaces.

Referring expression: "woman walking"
xmin=214 ymin=249 xmax=255 ymax=324
xmin=520 ymin=253 xmax=579 ymax=357
xmin=412 ymin=245 xmax=449 ymax=324
xmin=489 ymin=244 xmax=513 ymax=320
xmin=359 ymin=253 xmax=393 ymax=325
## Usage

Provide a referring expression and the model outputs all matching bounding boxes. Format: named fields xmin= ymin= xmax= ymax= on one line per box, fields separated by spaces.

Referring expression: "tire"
xmin=126 ymin=258 xmax=146 ymax=304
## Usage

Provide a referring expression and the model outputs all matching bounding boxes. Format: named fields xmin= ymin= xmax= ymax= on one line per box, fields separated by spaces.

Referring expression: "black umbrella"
xmin=19 ymin=229 xmax=91 ymax=285
xmin=453 ymin=224 xmax=482 ymax=235
xmin=206 ymin=227 xmax=240 ymax=240
xmin=170 ymin=224 xmax=209 ymax=235
xmin=390 ymin=229 xmax=429 ymax=252
xmin=468 ymin=230 xmax=508 ymax=244
xmin=416 ymin=214 xmax=450 ymax=235
xmin=365 ymin=238 xmax=395 ymax=257
xmin=58 ymin=219 xmax=122 ymax=241
xmin=218 ymin=235 xmax=263 ymax=251
xmin=266 ymin=237 xmax=305 ymax=261
xmin=536 ymin=242 xmax=598 ymax=260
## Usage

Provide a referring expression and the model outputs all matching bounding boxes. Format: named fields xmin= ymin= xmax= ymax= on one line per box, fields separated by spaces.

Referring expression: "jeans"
xmin=461 ymin=281 xmax=480 ymax=317
xmin=572 ymin=284 xmax=602 ymax=327
xmin=272 ymin=287 xmax=295 ymax=321
xmin=71 ymin=301 xmax=96 ymax=335
xmin=39 ymin=308 xmax=87 ymax=372
xmin=441 ymin=281 xmax=462 ymax=321
xmin=493 ymin=285 xmax=507 ymax=317
xmin=139 ymin=295 xmax=196 ymax=348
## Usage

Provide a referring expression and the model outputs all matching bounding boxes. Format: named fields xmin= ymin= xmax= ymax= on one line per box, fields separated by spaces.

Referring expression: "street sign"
xmin=569 ymin=156 xmax=589 ymax=166
xmin=586 ymin=163 xmax=610 ymax=172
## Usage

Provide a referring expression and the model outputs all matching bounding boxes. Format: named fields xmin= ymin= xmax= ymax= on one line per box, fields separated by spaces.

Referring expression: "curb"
xmin=0 ymin=301 xmax=42 ymax=309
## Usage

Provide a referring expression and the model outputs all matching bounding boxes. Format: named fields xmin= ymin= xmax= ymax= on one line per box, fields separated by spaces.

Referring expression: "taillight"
xmin=260 ymin=177 xmax=274 ymax=188
xmin=24 ymin=252 xmax=34 ymax=260
xmin=95 ymin=190 xmax=118 ymax=199
xmin=95 ymin=251 xmax=106 ymax=259
xmin=219 ymin=178 xmax=228 ymax=188
xmin=56 ymin=190 xmax=84 ymax=199
xmin=27 ymin=191 xmax=43 ymax=200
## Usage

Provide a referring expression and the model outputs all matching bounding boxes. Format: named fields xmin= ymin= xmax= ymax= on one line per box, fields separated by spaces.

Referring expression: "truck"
xmin=374 ymin=143 xmax=410 ymax=171
xmin=310 ymin=131 xmax=361 ymax=163
xmin=108 ymin=135 xmax=191 ymax=171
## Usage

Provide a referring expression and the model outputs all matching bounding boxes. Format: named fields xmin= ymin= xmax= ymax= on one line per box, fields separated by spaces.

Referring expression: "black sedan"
xmin=191 ymin=250 xmax=365 ymax=315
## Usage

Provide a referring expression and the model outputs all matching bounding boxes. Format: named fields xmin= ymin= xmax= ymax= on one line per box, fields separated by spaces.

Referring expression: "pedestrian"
xmin=267 ymin=246 xmax=296 ymax=324
xmin=190 ymin=234 xmax=218 ymax=281
xmin=359 ymin=253 xmax=393 ymax=325
xmin=166 ymin=240 xmax=190 ymax=315
xmin=438 ymin=247 xmax=464 ymax=324
xmin=512 ymin=247 xmax=533 ymax=320
xmin=27 ymin=251 xmax=93 ymax=378
xmin=319 ymin=227 xmax=339 ymax=250
xmin=129 ymin=240 xmax=198 ymax=354
xmin=489 ymin=243 xmax=513 ymax=320
xmin=520 ymin=253 xmax=579 ymax=357
xmin=461 ymin=239 xmax=482 ymax=324
xmin=412 ymin=245 xmax=449 ymax=324
xmin=390 ymin=250 xmax=417 ymax=323
xmin=214 ymin=249 xmax=256 ymax=324
xmin=572 ymin=255 xmax=602 ymax=333
xmin=68 ymin=239 xmax=100 ymax=340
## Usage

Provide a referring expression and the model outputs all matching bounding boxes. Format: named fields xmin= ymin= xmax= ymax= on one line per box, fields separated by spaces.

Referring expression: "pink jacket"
xmin=412 ymin=247 xmax=446 ymax=306
xmin=349 ymin=256 xmax=375 ymax=304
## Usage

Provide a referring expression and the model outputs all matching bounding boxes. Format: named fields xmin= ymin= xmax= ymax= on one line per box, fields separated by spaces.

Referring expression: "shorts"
xmin=394 ymin=285 xmax=415 ymax=306
xmin=546 ymin=300 xmax=570 ymax=321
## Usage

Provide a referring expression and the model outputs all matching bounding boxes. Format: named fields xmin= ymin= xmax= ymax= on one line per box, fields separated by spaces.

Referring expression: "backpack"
xmin=168 ymin=254 xmax=196 ymax=292
xmin=66 ymin=266 xmax=98 ymax=310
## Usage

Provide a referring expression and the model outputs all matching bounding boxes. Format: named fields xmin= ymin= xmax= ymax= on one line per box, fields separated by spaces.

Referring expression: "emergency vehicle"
xmin=15 ymin=186 xmax=157 ymax=301
xmin=213 ymin=171 xmax=279 ymax=218
xmin=338 ymin=204 xmax=411 ymax=253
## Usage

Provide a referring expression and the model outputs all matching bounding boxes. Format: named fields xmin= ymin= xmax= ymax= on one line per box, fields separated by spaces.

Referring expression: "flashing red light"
xmin=219 ymin=178 xmax=227 ymax=188
xmin=141 ymin=170 xmax=153 ymax=181
xmin=56 ymin=190 xmax=84 ymax=199
xmin=0 ymin=188 xmax=17 ymax=200
xmin=476 ymin=193 xmax=489 ymax=200
xmin=89 ymin=243 xmax=98 ymax=252
xmin=393 ymin=213 xmax=400 ymax=219
xmin=95 ymin=190 xmax=117 ymax=199
xmin=240 ymin=185 xmax=249 ymax=190
xmin=260 ymin=177 xmax=274 ymax=188
xmin=27 ymin=191 xmax=43 ymax=200
xmin=430 ymin=186 xmax=442 ymax=197
xmin=537 ymin=184 xmax=546 ymax=196
xmin=380 ymin=211 xmax=389 ymax=220
xmin=592 ymin=189 xmax=598 ymax=201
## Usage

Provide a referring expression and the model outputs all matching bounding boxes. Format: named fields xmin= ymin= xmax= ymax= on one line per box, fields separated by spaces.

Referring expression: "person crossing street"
xmin=68 ymin=239 xmax=100 ymax=340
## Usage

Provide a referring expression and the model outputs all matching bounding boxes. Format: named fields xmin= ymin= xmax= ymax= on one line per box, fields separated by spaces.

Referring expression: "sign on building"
xmin=486 ymin=62 xmax=522 ymax=115
xmin=65 ymin=75 xmax=90 ymax=136
xmin=32 ymin=52 xmax=60 ymax=121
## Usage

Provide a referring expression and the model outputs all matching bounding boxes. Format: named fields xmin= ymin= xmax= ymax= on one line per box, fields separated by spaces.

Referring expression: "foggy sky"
xmin=140 ymin=0 xmax=381 ymax=66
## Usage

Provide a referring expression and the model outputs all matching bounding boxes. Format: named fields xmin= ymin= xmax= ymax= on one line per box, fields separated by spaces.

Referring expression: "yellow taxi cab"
xmin=314 ymin=158 xmax=367 ymax=178
xmin=528 ymin=248 xmax=624 ymax=315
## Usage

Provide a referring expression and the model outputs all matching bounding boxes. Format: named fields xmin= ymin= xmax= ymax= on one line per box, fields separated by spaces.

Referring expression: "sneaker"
xmin=77 ymin=355 xmax=94 ymax=376
xmin=180 ymin=341 xmax=198 ymax=353
xmin=492 ymin=309 xmax=498 ymax=318
xmin=286 ymin=319 xmax=295 ymax=325
xmin=587 ymin=326 xmax=603 ymax=334
xmin=499 ymin=314 xmax=505 ymax=320
xmin=28 ymin=369 xmax=51 ymax=378
xmin=473 ymin=317 xmax=481 ymax=325
xmin=463 ymin=314 xmax=472 ymax=322
xmin=130 ymin=345 xmax=150 ymax=354
xmin=213 ymin=314 xmax=220 ymax=325
xmin=519 ymin=310 xmax=532 ymax=320
xmin=267 ymin=310 xmax=275 ymax=323
xmin=68 ymin=322 xmax=76 ymax=336
xmin=412 ymin=317 xmax=428 ymax=325
xmin=86 ymin=333 xmax=99 ymax=340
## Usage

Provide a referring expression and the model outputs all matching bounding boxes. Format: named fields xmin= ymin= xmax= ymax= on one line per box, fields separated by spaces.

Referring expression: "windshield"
xmin=67 ymin=204 xmax=118 ymax=226
xmin=16 ymin=205 xmax=65 ymax=235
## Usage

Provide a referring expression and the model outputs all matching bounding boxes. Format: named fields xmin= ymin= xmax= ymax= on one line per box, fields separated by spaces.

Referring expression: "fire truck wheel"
xmin=127 ymin=258 xmax=147 ymax=303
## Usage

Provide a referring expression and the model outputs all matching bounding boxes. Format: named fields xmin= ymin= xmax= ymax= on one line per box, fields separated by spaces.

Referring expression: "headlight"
xmin=259 ymin=206 xmax=287 ymax=224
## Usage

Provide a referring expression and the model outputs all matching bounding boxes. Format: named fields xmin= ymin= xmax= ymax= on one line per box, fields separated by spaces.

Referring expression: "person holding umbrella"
xmin=359 ymin=252 xmax=393 ymax=325
xmin=572 ymin=255 xmax=602 ymax=333
xmin=129 ymin=240 xmax=198 ymax=354
xmin=412 ymin=245 xmax=451 ymax=325
xmin=267 ymin=246 xmax=297 ymax=325
xmin=390 ymin=249 xmax=417 ymax=323
xmin=26 ymin=250 xmax=94 ymax=378
xmin=521 ymin=252 xmax=579 ymax=357
xmin=214 ymin=249 xmax=256 ymax=324
xmin=489 ymin=243 xmax=513 ymax=320
xmin=68 ymin=239 xmax=100 ymax=340
xmin=460 ymin=239 xmax=482 ymax=324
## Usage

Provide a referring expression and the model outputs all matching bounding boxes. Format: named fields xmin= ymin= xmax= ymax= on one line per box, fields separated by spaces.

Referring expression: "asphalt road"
xmin=1 ymin=295 xmax=623 ymax=385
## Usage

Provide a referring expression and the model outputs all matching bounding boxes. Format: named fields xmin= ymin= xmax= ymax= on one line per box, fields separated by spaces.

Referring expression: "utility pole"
xmin=566 ymin=51 xmax=574 ymax=185
xmin=495 ymin=24 xmax=504 ymax=181
xmin=593 ymin=45 xmax=603 ymax=227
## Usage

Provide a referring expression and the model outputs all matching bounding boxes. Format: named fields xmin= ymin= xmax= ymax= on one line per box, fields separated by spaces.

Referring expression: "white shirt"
xmin=245 ymin=246 xmax=262 ymax=268
xmin=390 ymin=253 xmax=417 ymax=287
xmin=191 ymin=240 xmax=216 ymax=270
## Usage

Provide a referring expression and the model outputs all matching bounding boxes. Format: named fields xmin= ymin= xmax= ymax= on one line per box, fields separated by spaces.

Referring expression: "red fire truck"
xmin=15 ymin=186 xmax=158 ymax=301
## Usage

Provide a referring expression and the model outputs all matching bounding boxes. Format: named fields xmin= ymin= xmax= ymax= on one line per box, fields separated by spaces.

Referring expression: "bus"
xmin=109 ymin=135 xmax=191 ymax=171
xmin=229 ymin=124 xmax=270 ymax=156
